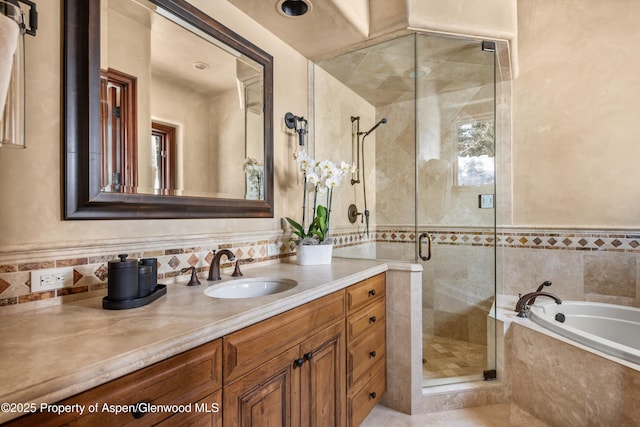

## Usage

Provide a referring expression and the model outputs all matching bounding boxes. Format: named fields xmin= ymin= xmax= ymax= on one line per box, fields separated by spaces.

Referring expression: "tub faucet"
xmin=207 ymin=249 xmax=236 ymax=281
xmin=514 ymin=291 xmax=562 ymax=318
xmin=526 ymin=280 xmax=552 ymax=305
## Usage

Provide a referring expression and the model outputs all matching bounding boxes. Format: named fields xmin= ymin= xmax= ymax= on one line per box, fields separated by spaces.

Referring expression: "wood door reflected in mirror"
xmin=151 ymin=120 xmax=177 ymax=193
xmin=102 ymin=0 xmax=264 ymax=199
xmin=64 ymin=0 xmax=274 ymax=219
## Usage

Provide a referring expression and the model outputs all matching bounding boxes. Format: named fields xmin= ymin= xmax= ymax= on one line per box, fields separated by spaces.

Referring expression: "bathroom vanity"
xmin=0 ymin=259 xmax=387 ymax=426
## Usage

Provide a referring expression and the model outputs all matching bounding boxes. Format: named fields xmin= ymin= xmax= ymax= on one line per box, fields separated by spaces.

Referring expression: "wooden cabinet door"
xmin=223 ymin=346 xmax=301 ymax=427
xmin=300 ymin=321 xmax=346 ymax=427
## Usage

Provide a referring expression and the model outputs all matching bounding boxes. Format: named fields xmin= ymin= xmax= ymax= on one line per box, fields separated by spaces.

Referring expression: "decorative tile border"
xmin=0 ymin=235 xmax=290 ymax=310
xmin=2 ymin=226 xmax=638 ymax=311
xmin=341 ymin=226 xmax=640 ymax=253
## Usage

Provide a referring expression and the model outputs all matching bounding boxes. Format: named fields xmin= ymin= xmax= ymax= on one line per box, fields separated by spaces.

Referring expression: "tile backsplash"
xmin=0 ymin=231 xmax=293 ymax=312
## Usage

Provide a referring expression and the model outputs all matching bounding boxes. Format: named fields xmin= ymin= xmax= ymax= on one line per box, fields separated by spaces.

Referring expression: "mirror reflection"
xmin=100 ymin=0 xmax=265 ymax=200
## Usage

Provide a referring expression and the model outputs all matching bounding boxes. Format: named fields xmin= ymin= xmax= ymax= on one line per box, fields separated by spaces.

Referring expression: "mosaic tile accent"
xmin=0 ymin=236 xmax=289 ymax=309
xmin=365 ymin=226 xmax=640 ymax=253
xmin=3 ymin=227 xmax=638 ymax=311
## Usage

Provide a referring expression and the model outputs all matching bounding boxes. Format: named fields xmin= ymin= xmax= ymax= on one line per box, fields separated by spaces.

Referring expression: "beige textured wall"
xmin=408 ymin=0 xmax=517 ymax=41
xmin=151 ymin=76 xmax=211 ymax=195
xmin=0 ymin=1 xmax=308 ymax=251
xmin=513 ymin=0 xmax=640 ymax=228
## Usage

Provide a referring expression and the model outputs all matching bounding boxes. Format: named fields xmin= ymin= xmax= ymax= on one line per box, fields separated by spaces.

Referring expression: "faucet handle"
xmin=181 ymin=266 xmax=201 ymax=286
xmin=231 ymin=258 xmax=255 ymax=277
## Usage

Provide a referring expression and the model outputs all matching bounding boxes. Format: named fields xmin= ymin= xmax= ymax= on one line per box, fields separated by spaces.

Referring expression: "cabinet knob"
xmin=369 ymin=392 xmax=377 ymax=399
xmin=369 ymin=316 xmax=377 ymax=323
xmin=368 ymin=289 xmax=376 ymax=297
xmin=304 ymin=352 xmax=313 ymax=361
xmin=294 ymin=358 xmax=304 ymax=368
xmin=369 ymin=350 xmax=376 ymax=358
xmin=132 ymin=402 xmax=148 ymax=419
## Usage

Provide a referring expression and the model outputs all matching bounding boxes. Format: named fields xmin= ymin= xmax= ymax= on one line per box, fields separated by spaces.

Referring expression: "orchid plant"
xmin=286 ymin=150 xmax=354 ymax=245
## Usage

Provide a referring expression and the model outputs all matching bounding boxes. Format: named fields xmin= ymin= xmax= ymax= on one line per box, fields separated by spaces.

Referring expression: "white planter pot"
xmin=296 ymin=244 xmax=333 ymax=265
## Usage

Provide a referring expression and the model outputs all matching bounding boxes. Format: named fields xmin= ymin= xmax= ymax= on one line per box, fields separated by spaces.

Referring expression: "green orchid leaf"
xmin=285 ymin=217 xmax=306 ymax=239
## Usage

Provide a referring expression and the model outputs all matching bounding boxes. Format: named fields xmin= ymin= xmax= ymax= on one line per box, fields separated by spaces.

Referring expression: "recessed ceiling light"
xmin=277 ymin=0 xmax=311 ymax=17
xmin=193 ymin=61 xmax=210 ymax=70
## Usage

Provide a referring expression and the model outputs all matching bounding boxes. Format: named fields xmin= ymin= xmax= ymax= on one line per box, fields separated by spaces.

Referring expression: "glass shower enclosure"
xmin=315 ymin=33 xmax=499 ymax=387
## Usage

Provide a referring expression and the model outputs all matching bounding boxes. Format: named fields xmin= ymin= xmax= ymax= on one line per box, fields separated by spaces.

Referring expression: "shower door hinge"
xmin=483 ymin=369 xmax=497 ymax=381
xmin=481 ymin=41 xmax=496 ymax=52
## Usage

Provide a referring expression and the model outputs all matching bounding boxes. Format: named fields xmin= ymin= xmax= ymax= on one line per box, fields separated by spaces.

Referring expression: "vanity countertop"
xmin=0 ymin=258 xmax=387 ymax=423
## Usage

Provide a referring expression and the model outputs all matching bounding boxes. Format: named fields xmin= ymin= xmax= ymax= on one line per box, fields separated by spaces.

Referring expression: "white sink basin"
xmin=204 ymin=277 xmax=298 ymax=299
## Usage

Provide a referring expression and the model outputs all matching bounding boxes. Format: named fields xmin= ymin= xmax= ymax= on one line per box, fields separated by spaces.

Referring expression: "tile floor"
xmin=362 ymin=403 xmax=549 ymax=427
xmin=423 ymin=333 xmax=488 ymax=381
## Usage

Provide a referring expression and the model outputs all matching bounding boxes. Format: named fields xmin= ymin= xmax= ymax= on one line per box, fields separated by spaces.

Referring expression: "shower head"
xmin=360 ymin=118 xmax=387 ymax=136
xmin=535 ymin=280 xmax=552 ymax=292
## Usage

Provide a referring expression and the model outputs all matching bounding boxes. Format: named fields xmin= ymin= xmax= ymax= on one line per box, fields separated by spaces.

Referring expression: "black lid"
xmin=108 ymin=254 xmax=138 ymax=269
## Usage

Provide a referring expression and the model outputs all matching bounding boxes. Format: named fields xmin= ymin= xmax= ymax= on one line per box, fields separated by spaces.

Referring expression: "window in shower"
xmin=456 ymin=119 xmax=495 ymax=186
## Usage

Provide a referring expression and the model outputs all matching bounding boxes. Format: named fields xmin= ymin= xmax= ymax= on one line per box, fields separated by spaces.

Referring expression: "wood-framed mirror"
xmin=64 ymin=0 xmax=274 ymax=219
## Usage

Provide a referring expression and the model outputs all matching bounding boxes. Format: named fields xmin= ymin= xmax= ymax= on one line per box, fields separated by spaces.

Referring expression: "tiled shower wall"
xmin=339 ymin=225 xmax=640 ymax=346
xmin=373 ymin=226 xmax=640 ymax=306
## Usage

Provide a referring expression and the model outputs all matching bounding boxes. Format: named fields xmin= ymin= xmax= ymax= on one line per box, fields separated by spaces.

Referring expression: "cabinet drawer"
xmin=156 ymin=389 xmax=222 ymax=427
xmin=348 ymin=364 xmax=386 ymax=427
xmin=223 ymin=290 xmax=345 ymax=383
xmin=346 ymin=273 xmax=385 ymax=315
xmin=347 ymin=297 xmax=385 ymax=345
xmin=347 ymin=321 xmax=386 ymax=388
xmin=7 ymin=340 xmax=222 ymax=427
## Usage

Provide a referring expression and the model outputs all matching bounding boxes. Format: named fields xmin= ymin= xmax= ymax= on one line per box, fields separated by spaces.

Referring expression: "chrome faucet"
xmin=207 ymin=249 xmax=236 ymax=281
xmin=514 ymin=291 xmax=562 ymax=318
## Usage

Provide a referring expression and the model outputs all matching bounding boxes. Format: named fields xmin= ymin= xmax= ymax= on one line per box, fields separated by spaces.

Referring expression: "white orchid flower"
xmin=306 ymin=171 xmax=320 ymax=185
xmin=295 ymin=150 xmax=314 ymax=173
xmin=317 ymin=160 xmax=336 ymax=178
xmin=340 ymin=161 xmax=353 ymax=175
xmin=325 ymin=175 xmax=341 ymax=188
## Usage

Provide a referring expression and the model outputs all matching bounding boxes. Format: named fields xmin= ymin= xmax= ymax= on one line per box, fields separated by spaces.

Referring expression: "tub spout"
xmin=515 ymin=291 xmax=562 ymax=318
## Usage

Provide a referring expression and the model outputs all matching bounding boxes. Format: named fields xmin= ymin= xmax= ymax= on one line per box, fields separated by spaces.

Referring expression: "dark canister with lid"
xmin=139 ymin=258 xmax=158 ymax=292
xmin=107 ymin=254 xmax=139 ymax=301
xmin=137 ymin=264 xmax=153 ymax=298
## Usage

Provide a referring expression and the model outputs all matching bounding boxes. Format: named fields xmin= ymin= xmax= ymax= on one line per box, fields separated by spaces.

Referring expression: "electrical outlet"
xmin=30 ymin=267 xmax=74 ymax=292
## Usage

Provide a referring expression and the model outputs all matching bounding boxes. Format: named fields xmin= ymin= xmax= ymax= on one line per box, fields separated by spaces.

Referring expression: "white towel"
xmin=0 ymin=12 xmax=19 ymax=118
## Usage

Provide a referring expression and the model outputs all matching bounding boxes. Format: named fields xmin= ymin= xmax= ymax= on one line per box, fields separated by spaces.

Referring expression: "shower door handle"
xmin=419 ymin=232 xmax=432 ymax=261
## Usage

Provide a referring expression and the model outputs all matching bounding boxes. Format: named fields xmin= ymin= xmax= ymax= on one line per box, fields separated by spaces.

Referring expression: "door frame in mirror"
xmin=64 ymin=0 xmax=274 ymax=219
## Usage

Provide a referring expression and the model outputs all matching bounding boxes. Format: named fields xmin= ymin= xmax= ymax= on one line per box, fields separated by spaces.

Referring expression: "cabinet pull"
xmin=369 ymin=350 xmax=376 ymax=358
xmin=369 ymin=315 xmax=377 ymax=323
xmin=369 ymin=392 xmax=377 ymax=399
xmin=293 ymin=358 xmax=304 ymax=368
xmin=368 ymin=289 xmax=376 ymax=297
xmin=304 ymin=352 xmax=313 ymax=361
xmin=132 ymin=401 xmax=149 ymax=419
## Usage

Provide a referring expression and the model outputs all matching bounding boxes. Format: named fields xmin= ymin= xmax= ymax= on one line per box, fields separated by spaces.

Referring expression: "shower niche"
xmin=314 ymin=33 xmax=507 ymax=390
